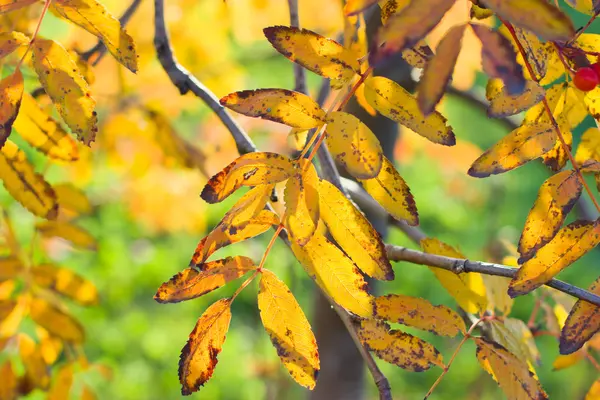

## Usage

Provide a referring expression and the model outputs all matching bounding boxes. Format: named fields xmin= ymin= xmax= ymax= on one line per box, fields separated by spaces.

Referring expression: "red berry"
xmin=574 ymin=67 xmax=599 ymax=92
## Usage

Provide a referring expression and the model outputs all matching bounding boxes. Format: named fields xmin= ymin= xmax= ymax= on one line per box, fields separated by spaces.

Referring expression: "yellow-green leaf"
xmin=258 ymin=270 xmax=319 ymax=389
xmin=509 ymin=219 xmax=600 ymax=296
xmin=559 ymin=275 xmax=600 ymax=354
xmin=318 ymin=178 xmax=393 ymax=280
xmin=36 ymin=220 xmax=96 ymax=250
xmin=29 ymin=298 xmax=84 ymax=343
xmin=488 ymin=81 xmax=545 ymax=118
xmin=0 ymin=31 xmax=28 ymax=59
xmin=31 ymin=264 xmax=98 ymax=306
xmin=31 ymin=38 xmax=97 ymax=145
xmin=51 ymin=0 xmax=138 ymax=73
xmin=220 ymin=89 xmax=326 ymax=129
xmin=325 ymin=111 xmax=383 ymax=179
xmin=358 ymin=319 xmax=443 ymax=371
xmin=0 ymin=69 xmax=23 ymax=147
xmin=364 ymin=76 xmax=455 ymax=146
xmin=284 ymin=159 xmax=320 ymax=246
xmin=179 ymin=298 xmax=232 ymax=395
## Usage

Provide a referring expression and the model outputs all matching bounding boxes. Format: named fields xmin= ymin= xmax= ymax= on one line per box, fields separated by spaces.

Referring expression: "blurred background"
xmin=3 ymin=0 xmax=600 ymax=398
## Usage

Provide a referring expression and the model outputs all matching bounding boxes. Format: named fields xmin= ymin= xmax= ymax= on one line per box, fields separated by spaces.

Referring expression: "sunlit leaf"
xmin=344 ymin=0 xmax=379 ymax=15
xmin=0 ymin=31 xmax=27 ymax=59
xmin=29 ymin=298 xmax=84 ymax=343
xmin=559 ymin=276 xmax=600 ymax=354
xmin=19 ymin=334 xmax=50 ymax=390
xmin=586 ymin=378 xmax=600 ymax=400
xmin=0 ymin=69 xmax=23 ymax=147
xmin=488 ymin=81 xmax=545 ymax=118
xmin=36 ymin=220 xmax=96 ymax=250
xmin=401 ymin=41 xmax=434 ymax=69
xmin=53 ymin=183 xmax=92 ymax=215
xmin=179 ymin=298 xmax=232 ymax=395
xmin=284 ymin=159 xmax=320 ymax=246
xmin=0 ymin=0 xmax=36 ymax=13
xmin=31 ymin=264 xmax=99 ymax=306
xmin=575 ymin=127 xmax=600 ymax=164
xmin=552 ymin=350 xmax=585 ymax=370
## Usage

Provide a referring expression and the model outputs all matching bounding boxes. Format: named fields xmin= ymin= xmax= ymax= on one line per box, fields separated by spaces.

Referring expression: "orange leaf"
xmin=0 ymin=0 xmax=36 ymax=13
xmin=19 ymin=334 xmax=50 ymax=390
xmin=36 ymin=220 xmax=96 ymax=250
xmin=29 ymin=298 xmax=84 ymax=343
xmin=0 ymin=31 xmax=28 ymax=59
xmin=31 ymin=264 xmax=99 ymax=306
xmin=284 ymin=159 xmax=320 ymax=246
xmin=560 ymin=276 xmax=600 ymax=354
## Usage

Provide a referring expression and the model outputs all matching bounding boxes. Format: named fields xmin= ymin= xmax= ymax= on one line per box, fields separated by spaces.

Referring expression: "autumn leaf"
xmin=575 ymin=127 xmax=600 ymax=164
xmin=19 ymin=334 xmax=50 ymax=390
xmin=0 ymin=140 xmax=58 ymax=219
xmin=51 ymin=0 xmax=138 ymax=73
xmin=509 ymin=219 xmax=600 ymax=296
xmin=0 ymin=0 xmax=36 ymax=13
xmin=179 ymin=298 xmax=232 ymax=395
xmin=318 ymin=178 xmax=393 ymax=280
xmin=421 ymin=238 xmax=487 ymax=314
xmin=468 ymin=121 xmax=557 ymax=178
xmin=487 ymin=81 xmax=545 ymax=118
xmin=201 ymin=152 xmax=294 ymax=203
xmin=418 ymin=24 xmax=467 ymax=116
xmin=343 ymin=0 xmax=379 ymax=15
xmin=263 ymin=26 xmax=358 ymax=84
xmin=358 ymin=319 xmax=443 ymax=371
xmin=292 ymin=233 xmax=374 ymax=317
xmin=379 ymin=0 xmax=410 ymax=23
xmin=36 ymin=220 xmax=96 ymax=250
xmin=401 ymin=42 xmax=435 ymax=69
xmin=552 ymin=350 xmax=585 ymax=370
xmin=258 ymin=270 xmax=319 ymax=389
xmin=31 ymin=38 xmax=97 ymax=145
xmin=374 ymin=294 xmax=466 ymax=337
xmin=155 ymin=257 xmax=256 ymax=303
xmin=488 ymin=319 xmax=540 ymax=366
xmin=559 ymin=276 xmax=600 ymax=355
xmin=481 ymin=0 xmax=574 ymax=42
xmin=518 ymin=171 xmax=582 ymax=263
xmin=364 ymin=76 xmax=455 ymax=146
xmin=284 ymin=159 xmax=320 ymax=246
xmin=0 ymin=360 xmax=17 ymax=399
xmin=31 ymin=264 xmax=99 ymax=306
xmin=358 ymin=156 xmax=418 ymax=225
xmin=53 ymin=183 xmax=92 ymax=215
xmin=325 ymin=111 xmax=383 ymax=179
xmin=29 ymin=297 xmax=84 ymax=343
xmin=474 ymin=337 xmax=548 ymax=400
xmin=586 ymin=379 xmax=600 ymax=400
xmin=47 ymin=364 xmax=74 ymax=400
xmin=0 ymin=31 xmax=28 ymax=59
xmin=0 ymin=69 xmax=23 ymax=147
xmin=220 ymin=89 xmax=326 ymax=129
xmin=0 ymin=257 xmax=21 ymax=280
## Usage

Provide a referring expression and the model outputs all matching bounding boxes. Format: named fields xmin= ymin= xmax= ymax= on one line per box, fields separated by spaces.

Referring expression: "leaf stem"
xmin=16 ymin=0 xmax=52 ymax=71
xmin=570 ymin=9 xmax=600 ymax=44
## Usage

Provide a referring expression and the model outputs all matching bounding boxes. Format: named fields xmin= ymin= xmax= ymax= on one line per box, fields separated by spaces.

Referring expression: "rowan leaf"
xmin=481 ymin=0 xmax=574 ymax=42
xmin=318 ymin=178 xmax=393 ymax=281
xmin=31 ymin=38 xmax=97 ymax=145
xmin=0 ymin=69 xmax=23 ymax=147
xmin=19 ymin=334 xmax=50 ymax=390
xmin=0 ymin=31 xmax=28 ymax=59
xmin=552 ymin=351 xmax=585 ymax=370
xmin=358 ymin=319 xmax=443 ymax=371
xmin=488 ymin=319 xmax=540 ymax=366
xmin=471 ymin=24 xmax=525 ymax=96
xmin=474 ymin=337 xmax=548 ymax=400
xmin=53 ymin=183 xmax=92 ymax=215
xmin=575 ymin=127 xmax=600 ymax=164
xmin=51 ymin=0 xmax=138 ymax=73
xmin=586 ymin=379 xmax=600 ymax=400
xmin=0 ymin=140 xmax=58 ymax=219
xmin=0 ymin=257 xmax=21 ymax=280
xmin=220 ymin=89 xmax=326 ymax=129
xmin=36 ymin=220 xmax=96 ymax=250
xmin=559 ymin=275 xmax=600 ymax=354
xmin=518 ymin=171 xmax=582 ymax=263
xmin=418 ymin=24 xmax=467 ymax=116
xmin=509 ymin=219 xmax=600 ymax=297
xmin=343 ymin=0 xmax=379 ymax=15
xmin=200 ymin=152 xmax=294 ymax=203
xmin=488 ymin=81 xmax=545 ymax=118
xmin=400 ymin=41 xmax=434 ymax=69
xmin=0 ymin=0 xmax=36 ymax=13
xmin=468 ymin=121 xmax=557 ymax=178
xmin=263 ymin=26 xmax=358 ymax=84
xmin=421 ymin=238 xmax=487 ymax=314
xmin=357 ymin=156 xmax=418 ymax=225
xmin=47 ymin=364 xmax=74 ymax=400
xmin=31 ymin=264 xmax=99 ymax=306
xmin=155 ymin=256 xmax=256 ymax=303
xmin=379 ymin=0 xmax=410 ymax=24
xmin=29 ymin=297 xmax=84 ymax=343
xmin=325 ymin=111 xmax=383 ymax=179
xmin=258 ymin=269 xmax=319 ymax=389
xmin=13 ymin=93 xmax=79 ymax=162
xmin=179 ymin=298 xmax=232 ymax=395
xmin=284 ymin=159 xmax=320 ymax=246
xmin=292 ymin=233 xmax=374 ymax=317
xmin=0 ymin=361 xmax=17 ymax=400
xmin=364 ymin=76 xmax=455 ymax=146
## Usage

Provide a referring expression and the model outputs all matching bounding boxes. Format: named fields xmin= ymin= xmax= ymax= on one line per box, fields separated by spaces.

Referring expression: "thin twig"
xmin=287 ymin=0 xmax=307 ymax=94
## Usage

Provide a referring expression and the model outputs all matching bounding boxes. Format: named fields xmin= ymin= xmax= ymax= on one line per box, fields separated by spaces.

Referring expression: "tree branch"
xmin=287 ymin=0 xmax=307 ymax=94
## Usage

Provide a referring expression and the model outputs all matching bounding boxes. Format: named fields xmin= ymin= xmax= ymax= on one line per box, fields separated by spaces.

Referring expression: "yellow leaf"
xmin=47 ymin=364 xmax=74 ymax=400
xmin=498 ymin=24 xmax=553 ymax=81
xmin=374 ymin=294 xmax=465 ymax=337
xmin=0 ymin=0 xmax=36 ymax=13
xmin=0 ymin=257 xmax=21 ymax=280
xmin=179 ymin=298 xmax=232 ymax=395
xmin=488 ymin=81 xmax=545 ymax=118
xmin=474 ymin=338 xmax=548 ymax=400
xmin=31 ymin=264 xmax=98 ymax=306
xmin=51 ymin=0 xmax=138 ymax=73
xmin=421 ymin=238 xmax=487 ymax=314
xmin=358 ymin=156 xmax=418 ymax=225
xmin=284 ymin=159 xmax=320 ymax=246
xmin=292 ymin=233 xmax=374 ymax=317
xmin=0 ymin=140 xmax=58 ymax=219
xmin=560 ymin=275 xmax=600 ymax=354
xmin=37 ymin=327 xmax=63 ymax=365
xmin=575 ymin=127 xmax=600 ymax=164
xmin=31 ymin=38 xmax=97 ymax=145
xmin=258 ymin=270 xmax=319 ymax=389
xmin=0 ymin=299 xmax=16 ymax=320
xmin=325 ymin=111 xmax=383 ymax=179
xmin=13 ymin=93 xmax=79 ymax=162
xmin=364 ymin=76 xmax=455 ymax=146
xmin=19 ymin=334 xmax=50 ymax=390
xmin=418 ymin=24 xmax=466 ymax=115
xmin=29 ymin=298 xmax=84 ymax=343
xmin=0 ymin=296 xmax=23 ymax=336
xmin=483 ymin=274 xmax=514 ymax=316
xmin=318 ymin=179 xmax=393 ymax=280
xmin=379 ymin=0 xmax=410 ymax=24
xmin=488 ymin=319 xmax=540 ymax=366
xmin=0 ymin=69 xmax=23 ymax=146
xmin=220 ymin=89 xmax=326 ymax=129
xmin=287 ymin=128 xmax=308 ymax=151
xmin=344 ymin=0 xmax=379 ymax=15
xmin=468 ymin=121 xmax=557 ymax=178
xmin=0 ymin=361 xmax=17 ymax=400
xmin=586 ymin=379 xmax=600 ymax=400
xmin=0 ymin=31 xmax=28 ymax=59
xmin=509 ymin=219 xmax=600 ymax=296
xmin=565 ymin=0 xmax=595 ymax=14
xmin=200 ymin=152 xmax=294 ymax=203
xmin=358 ymin=319 xmax=443 ymax=371
xmin=400 ymin=41 xmax=434 ymax=70
xmin=81 ymin=385 xmax=96 ymax=400
xmin=552 ymin=350 xmax=585 ymax=370
xmin=53 ymin=183 xmax=92 ymax=215
xmin=471 ymin=3 xmax=494 ymax=19
xmin=263 ymin=26 xmax=358 ymax=84
xmin=155 ymin=256 xmax=256 ymax=303
xmin=482 ymin=0 xmax=573 ymax=41
xmin=36 ymin=220 xmax=96 ymax=250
